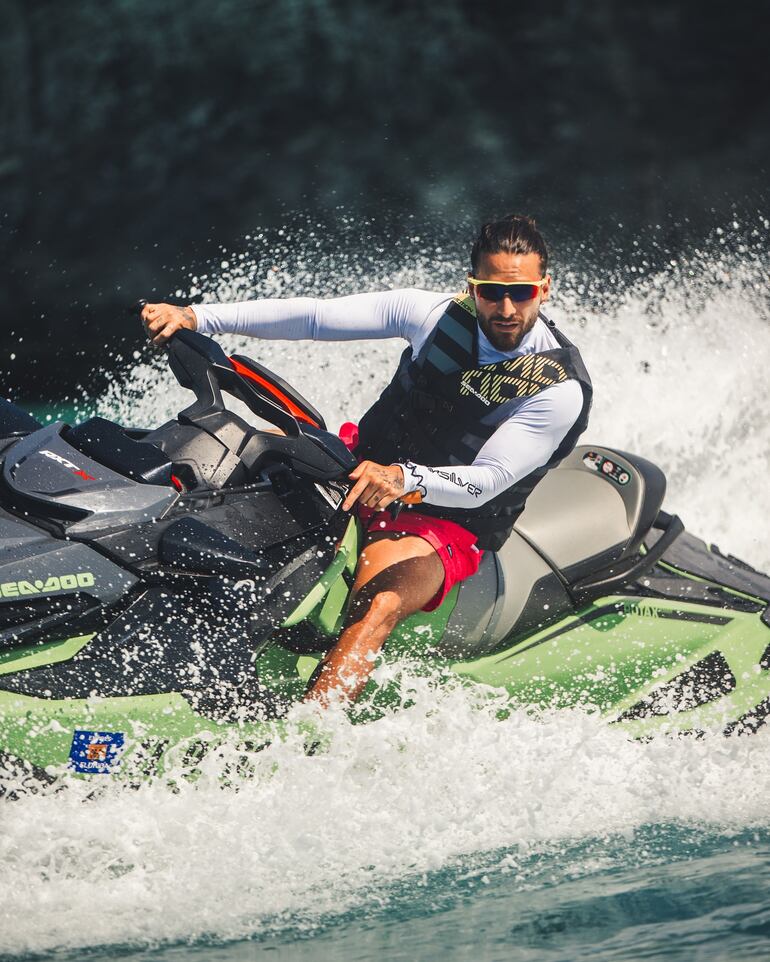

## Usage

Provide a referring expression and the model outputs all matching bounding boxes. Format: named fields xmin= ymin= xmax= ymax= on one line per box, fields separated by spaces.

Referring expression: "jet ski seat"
xmin=514 ymin=445 xmax=666 ymax=581
xmin=438 ymin=445 xmax=667 ymax=658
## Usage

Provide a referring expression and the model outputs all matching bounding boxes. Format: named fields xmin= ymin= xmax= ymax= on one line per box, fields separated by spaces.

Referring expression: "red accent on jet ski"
xmin=170 ymin=474 xmax=184 ymax=492
xmin=229 ymin=357 xmax=320 ymax=427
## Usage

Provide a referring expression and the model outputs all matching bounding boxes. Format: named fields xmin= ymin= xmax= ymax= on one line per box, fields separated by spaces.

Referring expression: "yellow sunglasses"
xmin=468 ymin=277 xmax=547 ymax=303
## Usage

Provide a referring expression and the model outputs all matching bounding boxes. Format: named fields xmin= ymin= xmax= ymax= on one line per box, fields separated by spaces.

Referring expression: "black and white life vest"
xmin=356 ymin=293 xmax=593 ymax=551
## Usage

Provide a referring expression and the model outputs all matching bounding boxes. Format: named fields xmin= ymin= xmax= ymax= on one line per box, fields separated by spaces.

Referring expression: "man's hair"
xmin=470 ymin=214 xmax=548 ymax=276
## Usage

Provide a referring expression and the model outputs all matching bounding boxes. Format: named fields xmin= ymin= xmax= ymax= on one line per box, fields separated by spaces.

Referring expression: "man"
xmin=142 ymin=214 xmax=592 ymax=707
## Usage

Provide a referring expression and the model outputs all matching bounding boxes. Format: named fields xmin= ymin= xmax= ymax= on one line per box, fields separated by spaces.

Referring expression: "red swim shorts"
xmin=359 ymin=507 xmax=484 ymax=611
xmin=339 ymin=421 xmax=484 ymax=611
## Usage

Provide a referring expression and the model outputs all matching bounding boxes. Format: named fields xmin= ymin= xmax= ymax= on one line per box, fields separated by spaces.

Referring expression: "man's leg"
xmin=304 ymin=532 xmax=444 ymax=706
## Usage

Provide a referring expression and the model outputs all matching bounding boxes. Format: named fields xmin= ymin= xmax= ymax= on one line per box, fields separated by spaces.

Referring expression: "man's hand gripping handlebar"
xmin=134 ymin=299 xmax=198 ymax=346
xmin=342 ymin=460 xmax=423 ymax=519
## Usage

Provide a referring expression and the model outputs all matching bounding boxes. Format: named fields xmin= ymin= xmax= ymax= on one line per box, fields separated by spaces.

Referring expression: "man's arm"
xmin=401 ymin=380 xmax=584 ymax=508
xmin=142 ymin=290 xmax=449 ymax=348
xmin=344 ymin=380 xmax=583 ymax=513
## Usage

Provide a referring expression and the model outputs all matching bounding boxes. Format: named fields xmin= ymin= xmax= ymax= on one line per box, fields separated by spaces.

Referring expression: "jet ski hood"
xmin=2 ymin=423 xmax=178 ymax=535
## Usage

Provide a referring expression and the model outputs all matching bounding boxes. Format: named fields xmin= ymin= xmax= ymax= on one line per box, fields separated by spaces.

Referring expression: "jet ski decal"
xmin=68 ymin=730 xmax=125 ymax=774
xmin=39 ymin=448 xmax=96 ymax=481
xmin=0 ymin=572 xmax=95 ymax=598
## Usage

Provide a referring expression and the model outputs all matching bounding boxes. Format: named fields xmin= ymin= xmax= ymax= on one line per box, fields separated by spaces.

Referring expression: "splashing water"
xmin=2 ymin=682 xmax=770 ymax=958
xmin=99 ymin=216 xmax=770 ymax=568
xmin=3 ymin=218 xmax=769 ymax=960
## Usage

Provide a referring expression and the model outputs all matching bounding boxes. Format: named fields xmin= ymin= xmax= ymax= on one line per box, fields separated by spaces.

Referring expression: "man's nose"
xmin=498 ymin=294 xmax=518 ymax=314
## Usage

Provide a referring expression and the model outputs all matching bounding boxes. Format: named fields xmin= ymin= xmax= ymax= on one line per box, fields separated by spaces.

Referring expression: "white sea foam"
xmin=1 ymin=681 xmax=769 ymax=956
xmin=3 ymin=218 xmax=766 ymax=957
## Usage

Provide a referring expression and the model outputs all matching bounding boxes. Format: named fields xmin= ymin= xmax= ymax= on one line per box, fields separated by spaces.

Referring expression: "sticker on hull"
xmin=0 ymin=572 xmax=95 ymax=599
xmin=68 ymin=730 xmax=125 ymax=774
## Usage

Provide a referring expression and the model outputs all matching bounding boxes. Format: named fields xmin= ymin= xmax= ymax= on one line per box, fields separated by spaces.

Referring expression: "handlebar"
xmin=133 ymin=299 xmax=426 ymax=514
xmin=132 ymin=299 xmax=326 ymax=437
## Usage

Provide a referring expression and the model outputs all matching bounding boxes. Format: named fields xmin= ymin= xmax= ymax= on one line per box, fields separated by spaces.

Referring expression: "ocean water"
xmin=2 ymin=218 xmax=769 ymax=961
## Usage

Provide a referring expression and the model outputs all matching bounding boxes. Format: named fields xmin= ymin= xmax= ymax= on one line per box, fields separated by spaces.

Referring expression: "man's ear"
xmin=540 ymin=274 xmax=552 ymax=303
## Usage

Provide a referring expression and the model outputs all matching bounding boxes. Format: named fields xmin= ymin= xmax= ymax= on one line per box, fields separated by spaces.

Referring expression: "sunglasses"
xmin=468 ymin=277 xmax=547 ymax=303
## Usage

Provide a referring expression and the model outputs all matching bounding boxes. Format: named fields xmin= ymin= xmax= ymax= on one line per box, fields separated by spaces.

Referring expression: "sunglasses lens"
xmin=509 ymin=284 xmax=539 ymax=302
xmin=476 ymin=283 xmax=539 ymax=302
xmin=477 ymin=284 xmax=505 ymax=301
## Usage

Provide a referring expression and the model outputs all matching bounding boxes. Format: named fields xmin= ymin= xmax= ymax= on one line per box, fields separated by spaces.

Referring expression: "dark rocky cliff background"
xmin=1 ymin=0 xmax=767 ymax=401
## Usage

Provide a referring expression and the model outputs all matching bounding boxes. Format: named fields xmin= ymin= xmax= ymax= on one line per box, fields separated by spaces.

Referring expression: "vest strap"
xmin=421 ymin=296 xmax=479 ymax=379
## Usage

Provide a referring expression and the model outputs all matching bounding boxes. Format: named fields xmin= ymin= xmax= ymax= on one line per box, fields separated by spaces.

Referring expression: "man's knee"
xmin=351 ymin=588 xmax=403 ymax=629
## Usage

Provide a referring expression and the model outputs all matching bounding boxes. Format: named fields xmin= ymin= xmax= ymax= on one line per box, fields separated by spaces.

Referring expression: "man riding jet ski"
xmin=2 ymin=217 xmax=770 ymax=790
xmin=142 ymin=214 xmax=592 ymax=708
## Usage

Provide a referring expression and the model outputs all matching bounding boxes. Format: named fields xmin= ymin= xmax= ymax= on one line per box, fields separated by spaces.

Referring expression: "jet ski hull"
xmin=2 ymin=525 xmax=767 ymax=790
xmin=1 ymin=330 xmax=768 ymax=789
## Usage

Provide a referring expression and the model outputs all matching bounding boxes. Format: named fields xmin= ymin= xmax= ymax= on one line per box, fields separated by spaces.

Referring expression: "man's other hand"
xmin=343 ymin=461 xmax=406 ymax=512
xmin=141 ymin=303 xmax=198 ymax=347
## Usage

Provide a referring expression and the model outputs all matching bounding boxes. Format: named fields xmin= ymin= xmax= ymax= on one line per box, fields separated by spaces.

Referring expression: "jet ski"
xmin=2 ymin=328 xmax=769 ymax=790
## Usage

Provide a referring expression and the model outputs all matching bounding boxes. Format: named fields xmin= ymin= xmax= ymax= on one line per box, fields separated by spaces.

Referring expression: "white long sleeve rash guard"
xmin=195 ymin=290 xmax=583 ymax=510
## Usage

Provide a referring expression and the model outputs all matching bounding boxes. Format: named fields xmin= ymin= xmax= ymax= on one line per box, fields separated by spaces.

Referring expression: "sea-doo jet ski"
xmin=2 ymin=329 xmax=769 ymax=789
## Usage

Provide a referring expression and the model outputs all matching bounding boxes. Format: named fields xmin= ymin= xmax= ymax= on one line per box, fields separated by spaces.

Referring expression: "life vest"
xmin=356 ymin=293 xmax=593 ymax=551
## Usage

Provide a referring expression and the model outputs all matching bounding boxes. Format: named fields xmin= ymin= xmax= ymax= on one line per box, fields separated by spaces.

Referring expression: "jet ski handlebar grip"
xmin=129 ymin=298 xmax=148 ymax=316
xmin=387 ymin=490 xmax=423 ymax=521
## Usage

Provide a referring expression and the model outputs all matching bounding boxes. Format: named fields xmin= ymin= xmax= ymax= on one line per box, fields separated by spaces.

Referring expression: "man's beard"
xmin=482 ymin=314 xmax=534 ymax=351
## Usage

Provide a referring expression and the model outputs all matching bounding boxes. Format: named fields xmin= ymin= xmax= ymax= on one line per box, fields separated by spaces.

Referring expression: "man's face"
xmin=469 ymin=251 xmax=550 ymax=352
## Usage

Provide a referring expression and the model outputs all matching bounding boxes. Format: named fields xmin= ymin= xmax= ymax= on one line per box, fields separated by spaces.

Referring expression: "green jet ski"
xmin=1 ymin=329 xmax=769 ymax=791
